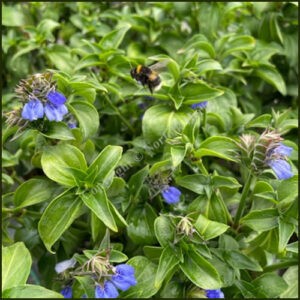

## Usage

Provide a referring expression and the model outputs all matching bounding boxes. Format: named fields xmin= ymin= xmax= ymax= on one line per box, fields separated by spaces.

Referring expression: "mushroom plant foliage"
xmin=2 ymin=2 xmax=298 ymax=299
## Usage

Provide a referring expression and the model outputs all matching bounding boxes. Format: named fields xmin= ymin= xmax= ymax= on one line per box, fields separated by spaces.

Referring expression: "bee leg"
xmin=148 ymin=83 xmax=153 ymax=94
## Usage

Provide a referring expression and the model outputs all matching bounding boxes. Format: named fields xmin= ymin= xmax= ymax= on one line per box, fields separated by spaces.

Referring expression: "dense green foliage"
xmin=2 ymin=2 xmax=298 ymax=298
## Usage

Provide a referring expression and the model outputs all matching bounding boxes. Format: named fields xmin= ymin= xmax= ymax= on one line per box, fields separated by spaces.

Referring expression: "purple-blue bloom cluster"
xmin=162 ymin=186 xmax=181 ymax=204
xmin=205 ymin=289 xmax=224 ymax=298
xmin=95 ymin=264 xmax=137 ymax=298
xmin=61 ymin=286 xmax=72 ymax=298
xmin=265 ymin=143 xmax=293 ymax=180
xmin=21 ymin=91 xmax=68 ymax=122
xmin=191 ymin=101 xmax=208 ymax=110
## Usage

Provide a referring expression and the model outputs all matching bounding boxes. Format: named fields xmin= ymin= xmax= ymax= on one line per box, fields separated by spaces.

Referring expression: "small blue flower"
xmin=265 ymin=143 xmax=293 ymax=180
xmin=191 ymin=101 xmax=208 ymax=110
xmin=67 ymin=121 xmax=77 ymax=129
xmin=161 ymin=186 xmax=181 ymax=204
xmin=61 ymin=286 xmax=72 ymax=298
xmin=111 ymin=264 xmax=137 ymax=291
xmin=47 ymin=91 xmax=67 ymax=105
xmin=205 ymin=289 xmax=224 ymax=298
xmin=267 ymin=159 xmax=293 ymax=180
xmin=95 ymin=281 xmax=119 ymax=298
xmin=45 ymin=102 xmax=68 ymax=121
xmin=21 ymin=99 xmax=44 ymax=121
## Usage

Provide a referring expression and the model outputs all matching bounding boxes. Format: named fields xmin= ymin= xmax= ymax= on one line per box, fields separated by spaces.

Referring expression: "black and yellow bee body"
xmin=130 ymin=64 xmax=161 ymax=94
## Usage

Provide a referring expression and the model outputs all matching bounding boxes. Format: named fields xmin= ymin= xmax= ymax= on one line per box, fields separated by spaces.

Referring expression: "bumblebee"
xmin=130 ymin=60 xmax=169 ymax=93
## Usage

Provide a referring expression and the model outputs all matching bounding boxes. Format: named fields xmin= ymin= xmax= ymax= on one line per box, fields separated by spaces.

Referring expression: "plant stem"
xmin=104 ymin=95 xmax=135 ymax=134
xmin=233 ymin=172 xmax=254 ymax=227
xmin=196 ymin=159 xmax=208 ymax=175
xmin=263 ymin=259 xmax=298 ymax=272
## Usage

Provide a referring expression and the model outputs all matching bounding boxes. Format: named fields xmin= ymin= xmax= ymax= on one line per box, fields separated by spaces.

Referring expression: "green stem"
xmin=196 ymin=159 xmax=208 ymax=175
xmin=104 ymin=95 xmax=135 ymax=134
xmin=202 ymin=109 xmax=207 ymax=130
xmin=233 ymin=172 xmax=254 ymax=227
xmin=263 ymin=259 xmax=298 ymax=272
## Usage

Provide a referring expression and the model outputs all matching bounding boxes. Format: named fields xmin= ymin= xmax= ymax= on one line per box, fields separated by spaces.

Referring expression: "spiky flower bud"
xmin=238 ymin=130 xmax=293 ymax=180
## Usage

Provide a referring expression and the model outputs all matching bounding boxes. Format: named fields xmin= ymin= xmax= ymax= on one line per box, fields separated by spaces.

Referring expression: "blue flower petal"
xmin=111 ymin=274 xmax=137 ymax=291
xmin=95 ymin=281 xmax=119 ymax=298
xmin=47 ymin=91 xmax=67 ymax=105
xmin=61 ymin=286 xmax=72 ymax=298
xmin=274 ymin=144 xmax=293 ymax=157
xmin=162 ymin=186 xmax=181 ymax=204
xmin=191 ymin=101 xmax=208 ymax=109
xmin=115 ymin=264 xmax=135 ymax=276
xmin=206 ymin=289 xmax=224 ymax=298
xmin=21 ymin=99 xmax=44 ymax=121
xmin=45 ymin=102 xmax=68 ymax=121
xmin=267 ymin=159 xmax=293 ymax=180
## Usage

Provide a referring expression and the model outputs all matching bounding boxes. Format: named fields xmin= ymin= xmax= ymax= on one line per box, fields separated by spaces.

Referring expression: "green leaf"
xmin=211 ymin=175 xmax=241 ymax=190
xmin=182 ymin=111 xmax=201 ymax=145
xmin=120 ymin=256 xmax=159 ymax=298
xmin=38 ymin=190 xmax=85 ymax=253
xmin=278 ymin=219 xmax=295 ymax=253
xmin=14 ymin=178 xmax=58 ymax=208
xmin=2 ymin=5 xmax=26 ymax=26
xmin=221 ymin=35 xmax=256 ymax=57
xmin=195 ymin=136 xmax=238 ymax=162
xmin=277 ymin=175 xmax=298 ymax=204
xmin=87 ymin=145 xmax=123 ymax=183
xmin=98 ymin=24 xmax=131 ymax=49
xmin=69 ymin=101 xmax=99 ymax=140
xmin=41 ymin=144 xmax=87 ymax=187
xmin=246 ymin=114 xmax=272 ymax=128
xmin=252 ymin=273 xmax=288 ymax=298
xmin=2 ymin=284 xmax=63 ymax=298
xmin=280 ymin=266 xmax=298 ymax=298
xmin=194 ymin=214 xmax=229 ymax=240
xmin=41 ymin=122 xmax=75 ymax=140
xmin=197 ymin=59 xmax=223 ymax=74
xmin=109 ymin=249 xmax=128 ymax=263
xmin=154 ymin=215 xmax=175 ymax=247
xmin=127 ymin=204 xmax=157 ymax=245
xmin=142 ymin=104 xmax=192 ymax=143
xmin=180 ymin=246 xmax=222 ymax=289
xmin=253 ymin=64 xmax=286 ymax=95
xmin=170 ymin=145 xmax=187 ymax=168
xmin=258 ymin=13 xmax=283 ymax=44
xmin=223 ymin=250 xmax=262 ymax=271
xmin=241 ymin=209 xmax=279 ymax=232
xmin=74 ymin=276 xmax=95 ymax=299
xmin=2 ymin=242 xmax=32 ymax=291
xmin=128 ymin=165 xmax=149 ymax=202
xmin=155 ymin=246 xmax=180 ymax=289
xmin=181 ymin=82 xmax=224 ymax=104
xmin=176 ymin=174 xmax=210 ymax=194
xmin=81 ymin=188 xmax=118 ymax=232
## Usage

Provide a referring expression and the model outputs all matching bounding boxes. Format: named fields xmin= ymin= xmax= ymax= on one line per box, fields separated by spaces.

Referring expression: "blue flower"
xmin=95 ymin=281 xmax=119 ymax=298
xmin=265 ymin=143 xmax=293 ymax=180
xmin=111 ymin=264 xmax=137 ymax=291
xmin=45 ymin=102 xmax=68 ymax=121
xmin=67 ymin=121 xmax=77 ymax=129
xmin=47 ymin=91 xmax=67 ymax=105
xmin=21 ymin=99 xmax=44 ymax=121
xmin=61 ymin=286 xmax=72 ymax=298
xmin=191 ymin=101 xmax=208 ymax=109
xmin=205 ymin=289 xmax=224 ymax=298
xmin=267 ymin=159 xmax=293 ymax=180
xmin=161 ymin=186 xmax=181 ymax=204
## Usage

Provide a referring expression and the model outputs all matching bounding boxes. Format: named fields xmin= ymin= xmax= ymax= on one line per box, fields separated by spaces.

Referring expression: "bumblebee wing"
xmin=148 ymin=59 xmax=170 ymax=72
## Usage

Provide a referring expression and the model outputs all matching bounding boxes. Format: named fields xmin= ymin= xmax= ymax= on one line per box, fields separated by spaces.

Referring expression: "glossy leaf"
xmin=14 ymin=178 xmax=58 ymax=208
xmin=154 ymin=215 xmax=175 ymax=247
xmin=38 ymin=190 xmax=85 ymax=253
xmin=180 ymin=246 xmax=222 ymax=289
xmin=2 ymin=242 xmax=32 ymax=291
xmin=155 ymin=245 xmax=180 ymax=289
xmin=2 ymin=285 xmax=63 ymax=298
xmin=41 ymin=144 xmax=87 ymax=187
xmin=68 ymin=101 xmax=99 ymax=140
xmin=194 ymin=214 xmax=229 ymax=240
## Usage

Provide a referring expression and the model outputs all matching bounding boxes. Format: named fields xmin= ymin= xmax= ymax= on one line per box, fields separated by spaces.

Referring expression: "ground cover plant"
xmin=2 ymin=2 xmax=298 ymax=298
